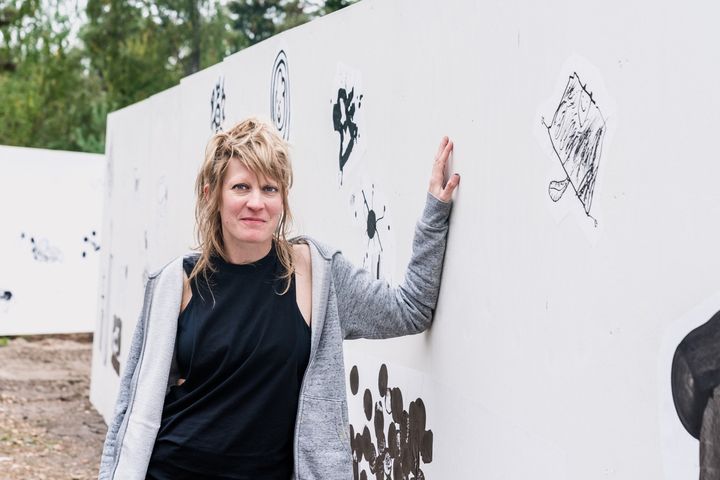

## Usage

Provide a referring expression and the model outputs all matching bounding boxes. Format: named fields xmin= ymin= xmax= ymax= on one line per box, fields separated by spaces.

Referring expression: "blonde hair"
xmin=189 ymin=117 xmax=296 ymax=297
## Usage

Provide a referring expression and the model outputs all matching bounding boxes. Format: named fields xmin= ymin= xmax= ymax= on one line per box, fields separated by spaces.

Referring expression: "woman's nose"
xmin=246 ymin=189 xmax=264 ymax=209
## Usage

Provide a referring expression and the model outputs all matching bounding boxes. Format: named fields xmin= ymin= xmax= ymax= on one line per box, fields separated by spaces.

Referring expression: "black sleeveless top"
xmin=146 ymin=244 xmax=311 ymax=480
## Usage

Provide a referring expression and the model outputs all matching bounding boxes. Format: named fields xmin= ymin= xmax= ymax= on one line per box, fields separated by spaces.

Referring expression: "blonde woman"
xmin=98 ymin=118 xmax=460 ymax=480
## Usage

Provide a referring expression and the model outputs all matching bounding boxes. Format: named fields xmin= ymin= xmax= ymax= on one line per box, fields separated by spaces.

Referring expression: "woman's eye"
xmin=232 ymin=184 xmax=249 ymax=190
xmin=264 ymin=186 xmax=279 ymax=193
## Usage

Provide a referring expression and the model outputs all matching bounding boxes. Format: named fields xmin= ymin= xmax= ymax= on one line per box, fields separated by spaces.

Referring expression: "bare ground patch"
xmin=0 ymin=334 xmax=106 ymax=479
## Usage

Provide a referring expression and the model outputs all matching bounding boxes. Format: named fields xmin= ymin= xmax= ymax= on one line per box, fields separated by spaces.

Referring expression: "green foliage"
xmin=0 ymin=0 xmax=355 ymax=153
xmin=0 ymin=337 xmax=8 ymax=347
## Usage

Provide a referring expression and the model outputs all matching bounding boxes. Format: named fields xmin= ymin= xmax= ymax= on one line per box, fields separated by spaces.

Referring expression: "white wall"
xmin=0 ymin=145 xmax=104 ymax=335
xmin=90 ymin=0 xmax=720 ymax=477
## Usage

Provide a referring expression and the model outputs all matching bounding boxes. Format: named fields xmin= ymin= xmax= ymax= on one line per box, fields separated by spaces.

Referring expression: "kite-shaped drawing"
xmin=210 ymin=75 xmax=226 ymax=133
xmin=542 ymin=72 xmax=606 ymax=223
xmin=270 ymin=50 xmax=290 ymax=140
xmin=349 ymin=364 xmax=433 ymax=480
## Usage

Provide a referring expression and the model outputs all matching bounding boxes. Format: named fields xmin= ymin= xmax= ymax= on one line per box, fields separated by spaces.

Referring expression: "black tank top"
xmin=146 ymin=244 xmax=311 ymax=480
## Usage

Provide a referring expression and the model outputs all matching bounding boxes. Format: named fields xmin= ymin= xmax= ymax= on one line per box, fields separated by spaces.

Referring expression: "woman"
xmin=98 ymin=118 xmax=459 ymax=480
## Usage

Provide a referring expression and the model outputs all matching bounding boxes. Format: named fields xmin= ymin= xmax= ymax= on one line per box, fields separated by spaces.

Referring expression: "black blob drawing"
xmin=111 ymin=315 xmax=122 ymax=375
xmin=1 ymin=291 xmax=11 ymax=301
xmin=332 ymin=87 xmax=362 ymax=185
xmin=270 ymin=50 xmax=290 ymax=140
xmin=81 ymin=230 xmax=101 ymax=258
xmin=349 ymin=363 xmax=433 ymax=480
xmin=542 ymin=72 xmax=606 ymax=225
xmin=20 ymin=232 xmax=62 ymax=262
xmin=354 ymin=185 xmax=390 ymax=280
xmin=671 ymin=310 xmax=720 ymax=473
xmin=210 ymin=75 xmax=226 ymax=133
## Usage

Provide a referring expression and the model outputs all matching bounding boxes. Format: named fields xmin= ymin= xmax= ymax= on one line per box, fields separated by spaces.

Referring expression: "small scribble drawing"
xmin=210 ymin=76 xmax=226 ymax=133
xmin=349 ymin=364 xmax=433 ymax=480
xmin=270 ymin=50 xmax=290 ymax=140
xmin=82 ymin=230 xmax=101 ymax=258
xmin=332 ymin=87 xmax=362 ymax=185
xmin=1 ymin=291 xmax=12 ymax=301
xmin=111 ymin=315 xmax=122 ymax=375
xmin=20 ymin=232 xmax=62 ymax=262
xmin=542 ymin=72 xmax=606 ymax=225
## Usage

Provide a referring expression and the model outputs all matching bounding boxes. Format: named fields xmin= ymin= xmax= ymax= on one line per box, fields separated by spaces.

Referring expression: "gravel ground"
xmin=0 ymin=334 xmax=106 ymax=480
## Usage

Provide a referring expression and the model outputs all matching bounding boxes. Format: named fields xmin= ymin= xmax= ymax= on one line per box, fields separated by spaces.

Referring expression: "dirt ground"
xmin=0 ymin=334 xmax=106 ymax=480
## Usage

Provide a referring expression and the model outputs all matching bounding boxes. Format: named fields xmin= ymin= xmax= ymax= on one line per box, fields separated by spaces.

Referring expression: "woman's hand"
xmin=428 ymin=136 xmax=460 ymax=203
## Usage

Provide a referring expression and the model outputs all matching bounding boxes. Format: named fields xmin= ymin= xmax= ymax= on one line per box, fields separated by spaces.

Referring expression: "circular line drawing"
xmin=270 ymin=50 xmax=290 ymax=140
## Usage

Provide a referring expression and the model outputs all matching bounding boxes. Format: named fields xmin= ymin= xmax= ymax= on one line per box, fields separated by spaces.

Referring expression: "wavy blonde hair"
xmin=189 ymin=117 xmax=296 ymax=297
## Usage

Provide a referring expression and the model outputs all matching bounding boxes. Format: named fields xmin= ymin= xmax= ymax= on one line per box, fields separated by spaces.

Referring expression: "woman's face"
xmin=217 ymin=158 xmax=283 ymax=251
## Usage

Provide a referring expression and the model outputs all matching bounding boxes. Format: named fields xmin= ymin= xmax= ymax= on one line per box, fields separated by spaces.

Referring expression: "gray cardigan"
xmin=98 ymin=193 xmax=452 ymax=479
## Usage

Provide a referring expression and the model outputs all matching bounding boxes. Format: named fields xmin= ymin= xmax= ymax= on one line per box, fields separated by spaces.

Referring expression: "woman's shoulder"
xmin=289 ymin=235 xmax=341 ymax=261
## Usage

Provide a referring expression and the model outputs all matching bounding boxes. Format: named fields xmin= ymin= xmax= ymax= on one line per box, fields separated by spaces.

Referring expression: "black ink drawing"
xmin=270 ymin=50 xmax=290 ymax=140
xmin=332 ymin=87 xmax=362 ymax=185
xmin=82 ymin=230 xmax=101 ymax=258
xmin=349 ymin=364 xmax=433 ymax=480
xmin=111 ymin=315 xmax=122 ymax=375
xmin=210 ymin=75 xmax=226 ymax=133
xmin=20 ymin=232 xmax=62 ymax=262
xmin=542 ymin=72 xmax=606 ymax=224
xmin=351 ymin=185 xmax=391 ymax=280
xmin=1 ymin=291 xmax=11 ymax=301
xmin=671 ymin=310 xmax=720 ymax=473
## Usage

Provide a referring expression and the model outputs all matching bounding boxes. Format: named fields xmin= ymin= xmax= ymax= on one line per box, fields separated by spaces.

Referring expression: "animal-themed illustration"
xmin=332 ymin=64 xmax=365 ymax=186
xmin=349 ymin=364 xmax=433 ymax=480
xmin=542 ymin=72 xmax=606 ymax=224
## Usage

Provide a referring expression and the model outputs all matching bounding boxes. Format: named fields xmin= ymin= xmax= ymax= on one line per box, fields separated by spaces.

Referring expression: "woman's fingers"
xmin=429 ymin=136 xmax=459 ymax=203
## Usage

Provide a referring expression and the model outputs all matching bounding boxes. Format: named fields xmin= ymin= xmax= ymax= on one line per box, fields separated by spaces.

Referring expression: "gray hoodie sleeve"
xmin=98 ymin=280 xmax=152 ymax=479
xmin=333 ymin=192 xmax=453 ymax=340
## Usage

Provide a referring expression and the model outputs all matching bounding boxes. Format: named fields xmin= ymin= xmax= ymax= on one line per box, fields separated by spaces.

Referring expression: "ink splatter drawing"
xmin=332 ymin=64 xmax=365 ymax=185
xmin=270 ymin=50 xmax=290 ymax=140
xmin=210 ymin=75 xmax=226 ymax=133
xmin=349 ymin=183 xmax=392 ymax=281
xmin=349 ymin=364 xmax=433 ymax=480
xmin=20 ymin=232 xmax=62 ymax=262
xmin=1 ymin=291 xmax=11 ymax=301
xmin=82 ymin=230 xmax=101 ymax=258
xmin=542 ymin=72 xmax=606 ymax=225
xmin=333 ymin=87 xmax=362 ymax=184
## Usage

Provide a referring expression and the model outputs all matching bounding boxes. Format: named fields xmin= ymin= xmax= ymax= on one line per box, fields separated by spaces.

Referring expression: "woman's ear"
xmin=203 ymin=184 xmax=210 ymax=201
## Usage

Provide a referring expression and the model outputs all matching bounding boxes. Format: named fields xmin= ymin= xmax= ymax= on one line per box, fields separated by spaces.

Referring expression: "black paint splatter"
xmin=20 ymin=232 xmax=62 ymax=262
xmin=111 ymin=315 xmax=122 ymax=376
xmin=357 ymin=185 xmax=390 ymax=280
xmin=542 ymin=72 xmax=606 ymax=225
xmin=349 ymin=363 xmax=433 ymax=480
xmin=270 ymin=50 xmax=290 ymax=140
xmin=210 ymin=75 xmax=226 ymax=133
xmin=82 ymin=230 xmax=101 ymax=258
xmin=1 ymin=291 xmax=12 ymax=301
xmin=350 ymin=365 xmax=360 ymax=395
xmin=332 ymin=88 xmax=362 ymax=184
